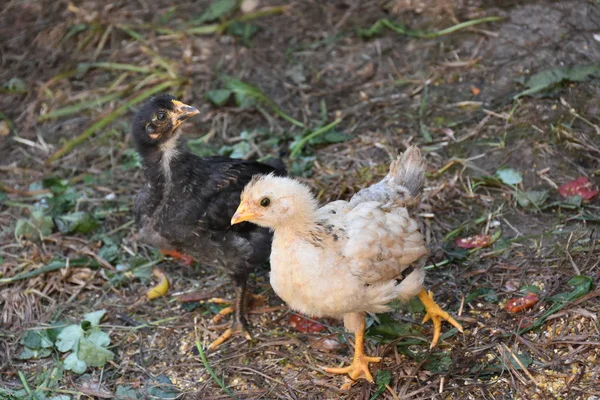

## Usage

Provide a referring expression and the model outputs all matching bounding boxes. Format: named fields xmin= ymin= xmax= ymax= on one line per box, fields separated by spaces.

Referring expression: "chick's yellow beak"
xmin=171 ymin=100 xmax=200 ymax=128
xmin=231 ymin=202 xmax=260 ymax=225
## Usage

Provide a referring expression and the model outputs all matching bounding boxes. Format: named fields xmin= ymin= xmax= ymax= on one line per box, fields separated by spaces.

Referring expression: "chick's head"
xmin=231 ymin=175 xmax=319 ymax=229
xmin=132 ymin=94 xmax=199 ymax=149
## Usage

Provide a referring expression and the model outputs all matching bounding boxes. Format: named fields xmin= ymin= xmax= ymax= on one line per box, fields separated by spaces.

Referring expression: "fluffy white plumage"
xmin=232 ymin=146 xmax=463 ymax=388
xmin=234 ymin=146 xmax=428 ymax=325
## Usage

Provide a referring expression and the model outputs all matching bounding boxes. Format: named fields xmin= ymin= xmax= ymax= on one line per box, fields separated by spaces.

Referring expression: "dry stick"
xmin=503 ymin=344 xmax=539 ymax=387
xmin=47 ymin=80 xmax=180 ymax=163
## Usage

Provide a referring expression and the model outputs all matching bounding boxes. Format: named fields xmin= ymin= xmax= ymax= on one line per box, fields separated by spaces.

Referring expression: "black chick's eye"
xmin=156 ymin=112 xmax=166 ymax=121
xmin=260 ymin=197 xmax=271 ymax=208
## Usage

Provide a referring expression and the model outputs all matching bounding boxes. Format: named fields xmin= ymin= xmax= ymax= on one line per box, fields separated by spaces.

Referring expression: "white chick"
xmin=231 ymin=146 xmax=463 ymax=389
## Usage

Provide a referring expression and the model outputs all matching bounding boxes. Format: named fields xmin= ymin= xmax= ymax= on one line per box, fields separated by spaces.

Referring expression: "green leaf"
xmin=516 ymin=189 xmax=548 ymax=208
xmin=197 ymin=0 xmax=238 ymax=23
xmin=308 ymin=130 xmax=352 ymax=145
xmin=422 ymin=352 xmax=452 ymax=373
xmin=495 ymin=168 xmax=523 ymax=185
xmin=145 ymin=374 xmax=182 ymax=400
xmin=15 ymin=208 xmax=54 ymax=240
xmin=21 ymin=330 xmax=54 ymax=350
xmin=121 ymin=149 xmax=142 ymax=170
xmin=115 ymin=386 xmax=142 ymax=400
xmin=77 ymin=338 xmax=114 ymax=367
xmin=465 ymin=288 xmax=497 ymax=304
xmin=64 ymin=352 xmax=87 ymax=374
xmin=515 ymin=63 xmax=600 ymax=99
xmin=55 ymin=325 xmax=84 ymax=352
xmin=219 ymin=141 xmax=251 ymax=159
xmin=398 ymin=296 xmax=425 ymax=314
xmin=226 ymin=21 xmax=260 ymax=46
xmin=368 ymin=314 xmax=421 ymax=339
xmin=519 ymin=285 xmax=541 ymax=295
xmin=50 ymin=396 xmax=71 ymax=400
xmin=187 ymin=137 xmax=219 ymax=157
xmin=83 ymin=310 xmax=106 ymax=327
xmin=54 ymin=212 xmax=99 ymax=234
xmin=205 ymin=89 xmax=232 ymax=107
xmin=370 ymin=370 xmax=392 ymax=400
xmin=87 ymin=330 xmax=110 ymax=347
xmin=98 ymin=237 xmax=119 ymax=263
xmin=18 ymin=347 xmax=52 ymax=360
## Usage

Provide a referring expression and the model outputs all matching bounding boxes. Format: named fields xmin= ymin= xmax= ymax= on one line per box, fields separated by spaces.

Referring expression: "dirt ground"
xmin=1 ymin=0 xmax=599 ymax=399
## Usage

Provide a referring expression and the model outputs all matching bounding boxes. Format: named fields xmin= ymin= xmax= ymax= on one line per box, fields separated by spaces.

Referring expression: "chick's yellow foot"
xmin=208 ymin=321 xmax=252 ymax=350
xmin=160 ymin=249 xmax=195 ymax=267
xmin=206 ymin=294 xmax=267 ymax=324
xmin=417 ymin=288 xmax=464 ymax=348
xmin=324 ymin=353 xmax=382 ymax=385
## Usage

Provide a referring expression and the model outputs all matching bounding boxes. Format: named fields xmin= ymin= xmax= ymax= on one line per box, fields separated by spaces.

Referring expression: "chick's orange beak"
xmin=231 ymin=202 xmax=260 ymax=225
xmin=171 ymin=100 xmax=200 ymax=128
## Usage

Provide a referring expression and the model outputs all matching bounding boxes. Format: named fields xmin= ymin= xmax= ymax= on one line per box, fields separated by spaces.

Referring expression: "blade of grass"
xmin=221 ymin=75 xmax=304 ymax=127
xmin=83 ymin=62 xmax=152 ymax=74
xmin=140 ymin=45 xmax=178 ymax=79
xmin=290 ymin=118 xmax=343 ymax=158
xmin=38 ymin=92 xmax=123 ymax=122
xmin=47 ymin=79 xmax=181 ymax=163
xmin=93 ymin=25 xmax=113 ymax=60
xmin=0 ymin=258 xmax=100 ymax=285
xmin=116 ymin=24 xmax=148 ymax=43
xmin=18 ymin=371 xmax=32 ymax=394
xmin=195 ymin=339 xmax=238 ymax=399
xmin=361 ymin=16 xmax=502 ymax=39
xmin=186 ymin=6 xmax=287 ymax=35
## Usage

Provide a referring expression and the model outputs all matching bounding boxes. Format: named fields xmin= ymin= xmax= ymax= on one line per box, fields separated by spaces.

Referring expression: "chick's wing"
xmin=340 ymin=202 xmax=427 ymax=285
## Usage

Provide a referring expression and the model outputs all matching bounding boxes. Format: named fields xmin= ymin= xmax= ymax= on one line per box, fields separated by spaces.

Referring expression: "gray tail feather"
xmin=348 ymin=146 xmax=425 ymax=208
xmin=387 ymin=145 xmax=425 ymax=197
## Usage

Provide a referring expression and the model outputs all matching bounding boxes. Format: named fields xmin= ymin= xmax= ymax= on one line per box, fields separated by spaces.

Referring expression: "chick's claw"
xmin=208 ymin=321 xmax=252 ymax=350
xmin=417 ymin=289 xmax=464 ymax=348
xmin=324 ymin=354 xmax=382 ymax=384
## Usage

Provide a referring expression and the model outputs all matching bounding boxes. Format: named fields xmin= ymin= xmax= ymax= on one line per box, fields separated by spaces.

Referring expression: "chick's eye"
xmin=156 ymin=112 xmax=166 ymax=121
xmin=260 ymin=197 xmax=271 ymax=207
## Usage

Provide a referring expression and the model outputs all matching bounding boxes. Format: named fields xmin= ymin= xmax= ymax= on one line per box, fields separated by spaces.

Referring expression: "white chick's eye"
xmin=260 ymin=197 xmax=271 ymax=207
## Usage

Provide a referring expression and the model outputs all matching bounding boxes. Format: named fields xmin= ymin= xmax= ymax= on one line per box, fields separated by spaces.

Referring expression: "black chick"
xmin=131 ymin=94 xmax=285 ymax=348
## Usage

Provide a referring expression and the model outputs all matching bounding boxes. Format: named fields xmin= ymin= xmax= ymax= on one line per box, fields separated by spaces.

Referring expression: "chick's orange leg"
xmin=207 ymin=278 xmax=266 ymax=350
xmin=417 ymin=288 xmax=464 ymax=348
xmin=206 ymin=293 xmax=267 ymax=324
xmin=323 ymin=317 xmax=381 ymax=390
xmin=160 ymin=249 xmax=195 ymax=267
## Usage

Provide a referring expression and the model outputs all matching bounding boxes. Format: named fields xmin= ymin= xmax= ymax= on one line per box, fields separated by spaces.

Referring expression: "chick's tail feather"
xmin=348 ymin=146 xmax=425 ymax=208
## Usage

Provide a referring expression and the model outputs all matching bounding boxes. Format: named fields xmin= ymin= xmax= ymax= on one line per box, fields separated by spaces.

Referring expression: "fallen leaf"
xmin=471 ymin=86 xmax=481 ymax=96
xmin=308 ymin=336 xmax=343 ymax=352
xmin=495 ymin=168 xmax=523 ymax=185
xmin=505 ymin=293 xmax=539 ymax=313
xmin=516 ymin=189 xmax=549 ymax=209
xmin=147 ymin=268 xmax=169 ymax=300
xmin=558 ymin=177 xmax=598 ymax=201
xmin=456 ymin=234 xmax=492 ymax=249
xmin=288 ymin=314 xmax=326 ymax=333
xmin=76 ymin=377 xmax=114 ymax=399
